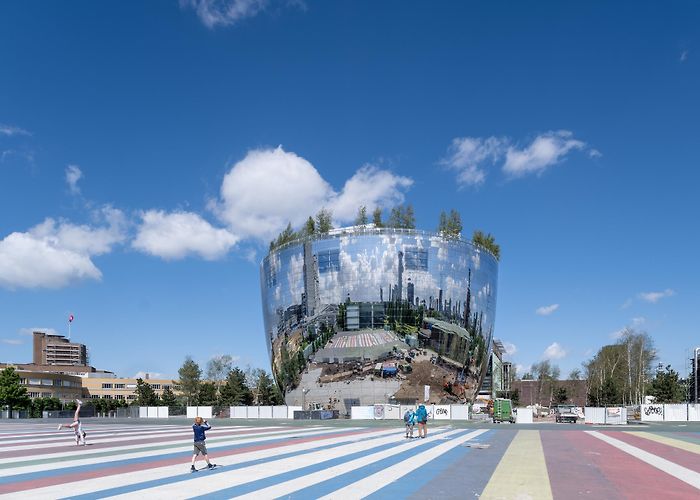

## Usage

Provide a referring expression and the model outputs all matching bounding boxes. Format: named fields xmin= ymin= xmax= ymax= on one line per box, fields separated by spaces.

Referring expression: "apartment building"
xmin=33 ymin=331 xmax=87 ymax=366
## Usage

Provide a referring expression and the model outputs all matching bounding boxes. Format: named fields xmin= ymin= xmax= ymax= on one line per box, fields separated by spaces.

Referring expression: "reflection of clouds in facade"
xmin=260 ymin=229 xmax=498 ymax=360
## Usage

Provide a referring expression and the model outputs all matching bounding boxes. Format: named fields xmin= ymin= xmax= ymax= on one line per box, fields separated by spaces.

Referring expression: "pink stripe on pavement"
xmin=601 ymin=431 xmax=700 ymax=472
xmin=541 ymin=431 xmax=620 ymax=498
xmin=560 ymin=431 xmax=698 ymax=499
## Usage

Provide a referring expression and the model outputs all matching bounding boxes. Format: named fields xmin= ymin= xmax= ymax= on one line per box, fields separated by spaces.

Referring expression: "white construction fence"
xmin=640 ymin=404 xmax=700 ymax=422
xmin=350 ymin=404 xmax=470 ymax=420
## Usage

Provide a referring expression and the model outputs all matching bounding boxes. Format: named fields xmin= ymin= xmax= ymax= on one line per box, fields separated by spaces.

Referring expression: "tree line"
xmin=269 ymin=205 xmax=501 ymax=261
xmin=514 ymin=328 xmax=690 ymax=406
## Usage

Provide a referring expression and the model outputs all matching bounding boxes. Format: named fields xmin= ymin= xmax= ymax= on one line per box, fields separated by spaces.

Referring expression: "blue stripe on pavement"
xmin=279 ymin=430 xmax=477 ymax=500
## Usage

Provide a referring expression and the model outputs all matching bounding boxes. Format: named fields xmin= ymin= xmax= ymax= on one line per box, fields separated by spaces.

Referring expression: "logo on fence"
xmin=373 ymin=404 xmax=385 ymax=419
xmin=644 ymin=405 xmax=663 ymax=416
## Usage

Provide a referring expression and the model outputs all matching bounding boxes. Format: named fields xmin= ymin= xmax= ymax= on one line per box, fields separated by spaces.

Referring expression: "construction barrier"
xmin=229 ymin=405 xmax=301 ymax=419
xmin=186 ymin=406 xmax=213 ymax=419
xmin=515 ymin=407 xmax=533 ymax=423
xmin=351 ymin=404 xmax=470 ymax=420
xmin=640 ymin=404 xmax=700 ymax=422
xmin=584 ymin=407 xmax=627 ymax=424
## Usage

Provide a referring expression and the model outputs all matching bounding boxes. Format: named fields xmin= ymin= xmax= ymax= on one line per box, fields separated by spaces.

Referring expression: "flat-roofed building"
xmin=81 ymin=375 xmax=179 ymax=404
xmin=33 ymin=331 xmax=87 ymax=366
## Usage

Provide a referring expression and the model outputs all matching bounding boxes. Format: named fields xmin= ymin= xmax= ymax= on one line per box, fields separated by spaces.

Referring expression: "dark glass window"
xmin=404 ymin=247 xmax=428 ymax=271
xmin=317 ymin=248 xmax=340 ymax=274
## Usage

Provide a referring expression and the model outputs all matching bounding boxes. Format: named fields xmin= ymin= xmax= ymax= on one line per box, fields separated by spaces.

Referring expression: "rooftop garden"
xmin=269 ymin=205 xmax=500 ymax=260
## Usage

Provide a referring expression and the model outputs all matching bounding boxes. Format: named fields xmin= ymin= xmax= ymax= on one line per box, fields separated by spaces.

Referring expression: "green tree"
xmin=303 ymin=216 xmax=315 ymax=236
xmin=568 ymin=368 xmax=582 ymax=380
xmin=554 ymin=386 xmax=568 ymax=404
xmin=135 ymin=378 xmax=160 ymax=406
xmin=316 ymin=209 xmax=333 ymax=234
xmin=0 ymin=367 xmax=30 ymax=415
xmin=388 ymin=204 xmax=416 ymax=229
xmin=178 ymin=356 xmax=202 ymax=406
xmin=198 ymin=381 xmax=218 ymax=406
xmin=438 ymin=210 xmax=448 ymax=234
xmin=256 ymin=371 xmax=283 ymax=405
xmin=29 ymin=396 xmax=61 ymax=418
xmin=354 ymin=205 xmax=368 ymax=226
xmin=206 ymin=355 xmax=234 ymax=385
xmin=472 ymin=230 xmax=500 ymax=260
xmin=160 ymin=386 xmax=178 ymax=407
xmin=219 ymin=368 xmax=253 ymax=406
xmin=372 ymin=207 xmax=383 ymax=227
xmin=648 ymin=365 xmax=685 ymax=403
xmin=447 ymin=209 xmax=462 ymax=237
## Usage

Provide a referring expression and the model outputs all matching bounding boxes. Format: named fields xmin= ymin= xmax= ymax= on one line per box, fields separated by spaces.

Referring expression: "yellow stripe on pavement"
xmin=626 ymin=431 xmax=700 ymax=455
xmin=480 ymin=430 xmax=553 ymax=500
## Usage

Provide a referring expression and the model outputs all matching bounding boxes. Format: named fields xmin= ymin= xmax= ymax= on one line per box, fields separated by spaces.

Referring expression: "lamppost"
xmin=694 ymin=347 xmax=700 ymax=404
xmin=302 ymin=388 xmax=310 ymax=411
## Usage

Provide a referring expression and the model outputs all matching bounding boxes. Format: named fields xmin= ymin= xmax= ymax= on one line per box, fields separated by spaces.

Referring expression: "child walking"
xmin=191 ymin=416 xmax=216 ymax=472
xmin=57 ymin=399 xmax=87 ymax=446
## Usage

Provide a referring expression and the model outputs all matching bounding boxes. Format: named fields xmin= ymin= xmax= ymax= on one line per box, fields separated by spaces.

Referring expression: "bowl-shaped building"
xmin=260 ymin=226 xmax=498 ymax=402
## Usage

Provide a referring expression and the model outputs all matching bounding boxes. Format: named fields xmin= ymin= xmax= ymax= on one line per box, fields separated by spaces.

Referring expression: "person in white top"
xmin=58 ymin=399 xmax=86 ymax=445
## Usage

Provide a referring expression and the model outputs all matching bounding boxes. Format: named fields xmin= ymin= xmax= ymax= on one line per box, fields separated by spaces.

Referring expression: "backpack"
xmin=404 ymin=411 xmax=412 ymax=423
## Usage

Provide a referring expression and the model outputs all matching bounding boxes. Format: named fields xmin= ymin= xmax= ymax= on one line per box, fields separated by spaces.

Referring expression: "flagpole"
xmin=68 ymin=318 xmax=71 ymax=340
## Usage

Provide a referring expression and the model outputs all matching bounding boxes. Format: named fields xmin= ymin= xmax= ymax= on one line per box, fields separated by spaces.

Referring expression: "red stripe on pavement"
xmin=541 ymin=431 xmax=620 ymax=498
xmin=564 ymin=431 xmax=698 ymax=499
xmin=7 ymin=427 xmax=282 ymax=458
xmin=601 ymin=431 xmax=700 ymax=472
xmin=0 ymin=428 xmax=379 ymax=494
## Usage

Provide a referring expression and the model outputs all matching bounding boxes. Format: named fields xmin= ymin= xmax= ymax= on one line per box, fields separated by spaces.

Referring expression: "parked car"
xmin=555 ymin=404 xmax=579 ymax=423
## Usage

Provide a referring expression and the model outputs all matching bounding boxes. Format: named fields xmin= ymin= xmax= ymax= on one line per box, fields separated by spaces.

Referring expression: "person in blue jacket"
xmin=190 ymin=416 xmax=216 ymax=472
xmin=415 ymin=402 xmax=429 ymax=438
xmin=403 ymin=408 xmax=416 ymax=438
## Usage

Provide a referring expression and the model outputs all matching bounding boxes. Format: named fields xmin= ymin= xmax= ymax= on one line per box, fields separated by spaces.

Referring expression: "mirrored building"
xmin=259 ymin=225 xmax=499 ymax=403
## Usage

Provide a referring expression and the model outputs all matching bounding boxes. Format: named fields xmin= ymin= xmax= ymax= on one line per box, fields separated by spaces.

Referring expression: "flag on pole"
xmin=69 ymin=314 xmax=74 ymax=323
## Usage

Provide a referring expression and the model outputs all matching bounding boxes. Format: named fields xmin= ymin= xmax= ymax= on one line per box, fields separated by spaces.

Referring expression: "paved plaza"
xmin=1 ymin=420 xmax=699 ymax=499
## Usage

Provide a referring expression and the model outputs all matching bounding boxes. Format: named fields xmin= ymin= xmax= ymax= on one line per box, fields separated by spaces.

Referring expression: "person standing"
xmin=415 ymin=402 xmax=429 ymax=438
xmin=191 ymin=416 xmax=216 ymax=472
xmin=57 ymin=399 xmax=86 ymax=446
xmin=403 ymin=408 xmax=416 ymax=438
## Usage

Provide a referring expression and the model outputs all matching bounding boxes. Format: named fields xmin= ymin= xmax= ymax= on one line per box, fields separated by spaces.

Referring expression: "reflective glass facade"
xmin=260 ymin=227 xmax=499 ymax=401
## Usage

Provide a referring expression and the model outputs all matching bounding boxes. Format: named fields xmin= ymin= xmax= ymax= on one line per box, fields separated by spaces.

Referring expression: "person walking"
xmin=57 ymin=399 xmax=86 ymax=446
xmin=403 ymin=408 xmax=416 ymax=438
xmin=191 ymin=416 xmax=216 ymax=472
xmin=415 ymin=402 xmax=429 ymax=438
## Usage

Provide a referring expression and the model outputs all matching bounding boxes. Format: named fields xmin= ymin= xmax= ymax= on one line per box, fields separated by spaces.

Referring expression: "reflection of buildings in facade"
xmin=479 ymin=339 xmax=506 ymax=399
xmin=260 ymin=226 xmax=499 ymax=401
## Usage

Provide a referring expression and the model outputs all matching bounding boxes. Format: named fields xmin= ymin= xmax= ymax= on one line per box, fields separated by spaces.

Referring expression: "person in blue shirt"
xmin=415 ymin=403 xmax=429 ymax=438
xmin=190 ymin=416 xmax=216 ymax=472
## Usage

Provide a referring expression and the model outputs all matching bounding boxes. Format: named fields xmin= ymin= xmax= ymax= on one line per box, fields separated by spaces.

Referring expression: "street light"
xmin=694 ymin=348 xmax=700 ymax=404
xmin=302 ymin=388 xmax=310 ymax=410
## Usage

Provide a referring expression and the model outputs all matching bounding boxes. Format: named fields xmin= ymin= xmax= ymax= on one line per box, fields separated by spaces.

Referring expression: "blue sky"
xmin=1 ymin=1 xmax=698 ymax=380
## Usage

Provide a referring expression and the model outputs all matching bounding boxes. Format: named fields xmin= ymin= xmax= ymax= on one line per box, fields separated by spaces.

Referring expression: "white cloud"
xmin=133 ymin=210 xmax=238 ymax=261
xmin=535 ymin=303 xmax=559 ymax=316
xmin=442 ymin=130 xmax=592 ymax=186
xmin=1 ymin=338 xmax=22 ymax=345
xmin=180 ymin=0 xmax=266 ymax=28
xmin=610 ymin=328 xmax=626 ymax=340
xmin=329 ymin=165 xmax=413 ymax=221
xmin=638 ymin=289 xmax=675 ymax=303
xmin=503 ymin=130 xmax=585 ymax=177
xmin=631 ymin=316 xmax=646 ymax=327
xmin=681 ymin=50 xmax=689 ymax=62
xmin=0 ymin=208 xmax=126 ymax=290
xmin=441 ymin=136 xmax=506 ymax=186
xmin=213 ymin=146 xmax=412 ymax=242
xmin=0 ymin=124 xmax=30 ymax=136
xmin=65 ymin=165 xmax=83 ymax=195
xmin=542 ymin=342 xmax=566 ymax=360
xmin=502 ymin=341 xmax=517 ymax=356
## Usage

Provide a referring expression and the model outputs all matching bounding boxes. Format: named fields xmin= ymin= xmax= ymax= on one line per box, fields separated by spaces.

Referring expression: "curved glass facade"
xmin=260 ymin=226 xmax=499 ymax=402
